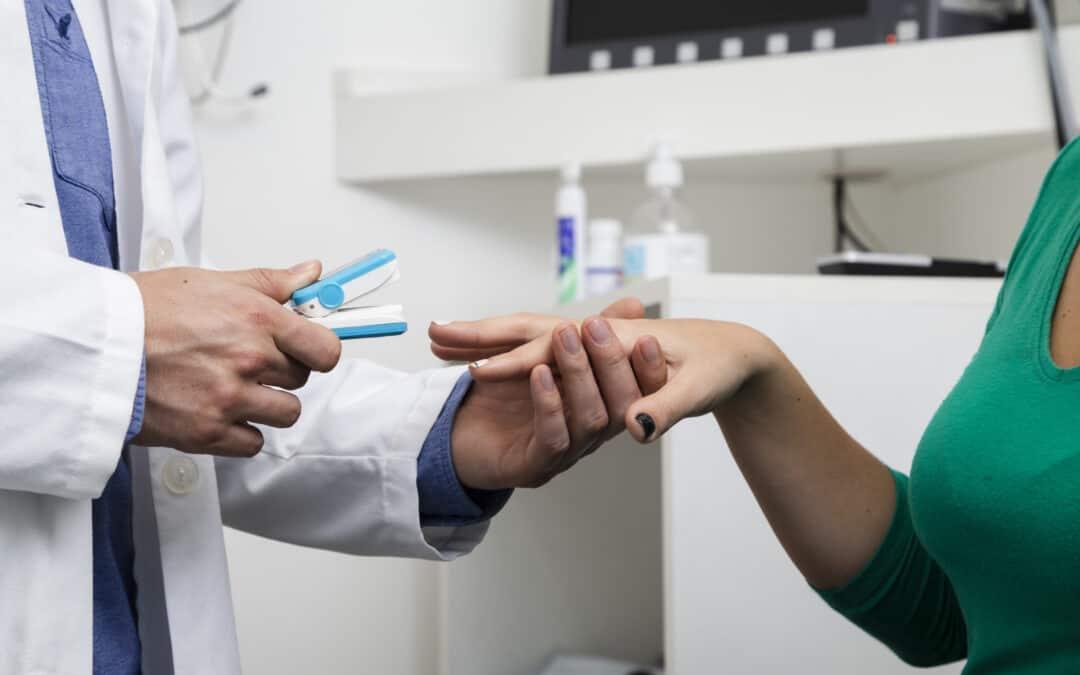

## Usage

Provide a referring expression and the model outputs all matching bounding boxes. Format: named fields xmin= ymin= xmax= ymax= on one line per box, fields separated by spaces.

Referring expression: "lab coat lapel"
xmin=102 ymin=0 xmax=169 ymax=271
xmin=0 ymin=0 xmax=66 ymax=254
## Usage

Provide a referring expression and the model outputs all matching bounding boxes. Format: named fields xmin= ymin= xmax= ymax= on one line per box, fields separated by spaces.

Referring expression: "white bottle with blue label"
xmin=557 ymin=163 xmax=587 ymax=304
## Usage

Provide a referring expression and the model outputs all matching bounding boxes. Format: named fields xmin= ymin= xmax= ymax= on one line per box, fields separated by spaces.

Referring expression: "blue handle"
xmin=332 ymin=321 xmax=408 ymax=340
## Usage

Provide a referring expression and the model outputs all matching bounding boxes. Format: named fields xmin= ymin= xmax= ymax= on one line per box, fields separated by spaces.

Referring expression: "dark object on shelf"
xmin=817 ymin=252 xmax=1005 ymax=277
xmin=549 ymin=0 xmax=1030 ymax=74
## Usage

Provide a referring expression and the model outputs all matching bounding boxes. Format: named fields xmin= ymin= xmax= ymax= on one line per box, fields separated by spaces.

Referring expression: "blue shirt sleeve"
xmin=125 ymin=356 xmax=146 ymax=443
xmin=417 ymin=372 xmax=513 ymax=527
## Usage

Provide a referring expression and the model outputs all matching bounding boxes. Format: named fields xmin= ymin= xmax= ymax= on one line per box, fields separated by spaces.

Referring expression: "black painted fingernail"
xmin=636 ymin=413 xmax=656 ymax=440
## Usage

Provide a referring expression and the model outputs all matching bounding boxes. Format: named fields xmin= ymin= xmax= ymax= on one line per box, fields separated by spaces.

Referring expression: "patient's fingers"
xmin=625 ymin=372 xmax=701 ymax=444
xmin=428 ymin=315 xmax=560 ymax=351
xmin=631 ymin=335 xmax=668 ymax=395
xmin=468 ymin=337 xmax=555 ymax=381
xmin=429 ymin=345 xmax=507 ymax=364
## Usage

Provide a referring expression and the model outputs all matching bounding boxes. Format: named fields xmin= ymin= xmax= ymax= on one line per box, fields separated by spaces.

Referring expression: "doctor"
xmin=1 ymin=1 xmax=664 ymax=673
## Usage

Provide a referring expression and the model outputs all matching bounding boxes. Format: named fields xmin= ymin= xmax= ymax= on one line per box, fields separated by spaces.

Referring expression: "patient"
xmin=429 ymin=140 xmax=1080 ymax=675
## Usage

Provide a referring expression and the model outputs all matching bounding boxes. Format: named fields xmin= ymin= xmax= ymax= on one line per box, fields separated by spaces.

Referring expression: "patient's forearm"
xmin=715 ymin=345 xmax=896 ymax=589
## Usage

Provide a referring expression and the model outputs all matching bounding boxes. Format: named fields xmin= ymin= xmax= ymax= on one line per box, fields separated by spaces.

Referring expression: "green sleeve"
xmin=814 ymin=470 xmax=968 ymax=667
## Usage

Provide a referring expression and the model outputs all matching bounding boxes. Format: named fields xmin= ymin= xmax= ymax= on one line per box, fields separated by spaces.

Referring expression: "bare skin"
xmin=1050 ymin=245 xmax=1080 ymax=367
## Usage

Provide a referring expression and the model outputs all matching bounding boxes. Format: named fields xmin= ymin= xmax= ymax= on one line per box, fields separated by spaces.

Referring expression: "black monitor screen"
xmin=564 ymin=1 xmax=872 ymax=45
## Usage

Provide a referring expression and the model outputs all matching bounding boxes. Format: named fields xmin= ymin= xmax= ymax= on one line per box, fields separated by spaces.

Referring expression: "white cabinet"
xmin=441 ymin=274 xmax=998 ymax=675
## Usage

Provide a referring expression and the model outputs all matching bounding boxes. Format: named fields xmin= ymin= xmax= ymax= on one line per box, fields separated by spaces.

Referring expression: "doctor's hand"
xmin=130 ymin=262 xmax=342 ymax=457
xmin=431 ymin=299 xmax=668 ymax=490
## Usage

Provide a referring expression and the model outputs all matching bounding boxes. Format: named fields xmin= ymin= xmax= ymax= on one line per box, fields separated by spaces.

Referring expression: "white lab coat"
xmin=0 ymin=1 xmax=485 ymax=673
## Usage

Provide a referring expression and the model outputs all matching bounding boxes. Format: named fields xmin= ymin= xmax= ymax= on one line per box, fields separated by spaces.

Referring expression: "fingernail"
xmin=537 ymin=367 xmax=555 ymax=392
xmin=289 ymin=259 xmax=319 ymax=274
xmin=559 ymin=327 xmax=582 ymax=354
xmin=585 ymin=318 xmax=612 ymax=345
xmin=636 ymin=413 xmax=656 ymax=440
xmin=432 ymin=320 xmax=452 ymax=326
xmin=471 ymin=358 xmax=489 ymax=369
xmin=641 ymin=338 xmax=661 ymax=365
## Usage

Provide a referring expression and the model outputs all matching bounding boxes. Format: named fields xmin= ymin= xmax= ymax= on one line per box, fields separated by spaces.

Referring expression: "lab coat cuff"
xmin=73 ymin=270 xmax=145 ymax=498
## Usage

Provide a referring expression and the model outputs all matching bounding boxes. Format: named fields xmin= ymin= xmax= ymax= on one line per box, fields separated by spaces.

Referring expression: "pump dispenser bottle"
xmin=624 ymin=144 xmax=709 ymax=283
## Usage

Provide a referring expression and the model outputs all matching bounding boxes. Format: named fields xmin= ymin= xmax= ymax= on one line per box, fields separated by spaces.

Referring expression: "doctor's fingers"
xmin=272 ymin=309 xmax=342 ymax=374
xmin=524 ymin=365 xmax=571 ymax=488
xmin=226 ymin=260 xmax=323 ymax=304
xmin=581 ymin=316 xmax=646 ymax=440
xmin=257 ymin=352 xmax=312 ymax=391
xmin=231 ymin=385 xmax=303 ymax=429
xmin=600 ymin=297 xmax=646 ymax=320
xmin=550 ymin=322 xmax=612 ymax=457
xmin=198 ymin=423 xmax=265 ymax=458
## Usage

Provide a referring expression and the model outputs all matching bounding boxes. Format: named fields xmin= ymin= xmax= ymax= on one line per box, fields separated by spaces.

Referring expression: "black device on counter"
xmin=549 ymin=0 xmax=1030 ymax=74
xmin=817 ymin=252 xmax=1006 ymax=277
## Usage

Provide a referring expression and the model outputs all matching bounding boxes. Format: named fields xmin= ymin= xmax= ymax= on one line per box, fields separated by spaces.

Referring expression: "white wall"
xmin=175 ymin=0 xmax=1061 ymax=672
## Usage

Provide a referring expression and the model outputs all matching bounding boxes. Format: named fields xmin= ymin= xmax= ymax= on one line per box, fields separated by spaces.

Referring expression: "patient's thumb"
xmin=625 ymin=376 xmax=697 ymax=444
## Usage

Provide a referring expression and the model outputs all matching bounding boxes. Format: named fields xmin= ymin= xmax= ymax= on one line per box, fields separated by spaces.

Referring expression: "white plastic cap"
xmin=646 ymin=143 xmax=683 ymax=189
xmin=561 ymin=162 xmax=582 ymax=183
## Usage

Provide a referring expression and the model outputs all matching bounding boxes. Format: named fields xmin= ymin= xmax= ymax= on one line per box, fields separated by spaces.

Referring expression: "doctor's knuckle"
xmin=193 ymin=420 xmax=226 ymax=447
xmin=595 ymin=346 xmax=628 ymax=370
xmin=219 ymin=376 xmax=243 ymax=401
xmin=582 ymin=409 xmax=610 ymax=434
xmin=233 ymin=348 xmax=269 ymax=375
xmin=245 ymin=268 xmax=278 ymax=296
xmin=541 ymin=432 xmax=571 ymax=456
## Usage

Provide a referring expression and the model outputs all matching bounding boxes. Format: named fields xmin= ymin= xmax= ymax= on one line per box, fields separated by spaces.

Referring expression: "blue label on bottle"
xmin=558 ymin=216 xmax=577 ymax=303
xmin=624 ymin=243 xmax=646 ymax=280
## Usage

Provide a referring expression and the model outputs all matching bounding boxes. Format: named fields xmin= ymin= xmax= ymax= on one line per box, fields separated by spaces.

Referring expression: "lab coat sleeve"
xmin=0 ymin=248 xmax=144 ymax=499
xmin=214 ymin=362 xmax=490 ymax=561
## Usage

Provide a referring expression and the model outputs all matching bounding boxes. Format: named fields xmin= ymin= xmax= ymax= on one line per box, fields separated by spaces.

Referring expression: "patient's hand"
xmin=431 ymin=311 xmax=777 ymax=444
xmin=430 ymin=299 xmax=667 ymax=489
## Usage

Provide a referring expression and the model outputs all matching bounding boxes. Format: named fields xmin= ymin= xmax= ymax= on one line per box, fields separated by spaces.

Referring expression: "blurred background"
xmin=170 ymin=1 xmax=1079 ymax=673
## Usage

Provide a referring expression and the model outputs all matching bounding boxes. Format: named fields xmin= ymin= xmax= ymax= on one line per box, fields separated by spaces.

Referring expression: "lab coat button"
xmin=162 ymin=456 xmax=200 ymax=495
xmin=147 ymin=237 xmax=175 ymax=269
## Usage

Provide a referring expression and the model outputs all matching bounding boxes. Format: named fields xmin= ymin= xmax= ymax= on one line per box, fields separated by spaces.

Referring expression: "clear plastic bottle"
xmin=623 ymin=144 xmax=710 ymax=283
xmin=586 ymin=218 xmax=623 ymax=297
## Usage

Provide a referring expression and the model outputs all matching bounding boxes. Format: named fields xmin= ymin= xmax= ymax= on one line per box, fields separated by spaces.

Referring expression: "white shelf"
xmin=335 ymin=29 xmax=1080 ymax=184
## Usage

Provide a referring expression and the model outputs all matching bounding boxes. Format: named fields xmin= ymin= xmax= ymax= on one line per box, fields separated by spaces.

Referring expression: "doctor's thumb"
xmin=232 ymin=260 xmax=323 ymax=303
